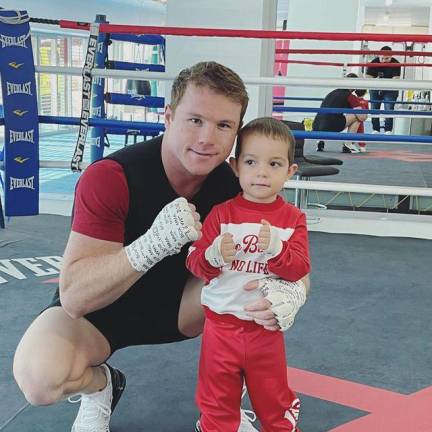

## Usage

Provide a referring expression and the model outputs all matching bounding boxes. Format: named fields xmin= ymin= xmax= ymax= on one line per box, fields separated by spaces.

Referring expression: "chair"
xmin=284 ymin=120 xmax=343 ymax=166
xmin=282 ymin=120 xmax=341 ymax=209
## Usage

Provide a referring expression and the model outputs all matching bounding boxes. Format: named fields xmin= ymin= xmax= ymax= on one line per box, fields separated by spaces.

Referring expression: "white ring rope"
xmin=285 ymin=180 xmax=432 ymax=198
xmin=35 ymin=65 xmax=432 ymax=92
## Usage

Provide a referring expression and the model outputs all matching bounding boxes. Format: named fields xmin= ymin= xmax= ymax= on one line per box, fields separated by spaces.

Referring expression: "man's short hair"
xmin=170 ymin=61 xmax=249 ymax=123
xmin=380 ymin=45 xmax=392 ymax=51
xmin=235 ymin=117 xmax=295 ymax=165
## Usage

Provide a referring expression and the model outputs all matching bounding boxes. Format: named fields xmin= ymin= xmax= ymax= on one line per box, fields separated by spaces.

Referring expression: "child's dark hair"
xmin=235 ymin=117 xmax=295 ymax=165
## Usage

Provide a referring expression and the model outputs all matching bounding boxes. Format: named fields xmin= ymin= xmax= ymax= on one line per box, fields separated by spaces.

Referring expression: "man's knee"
xmin=13 ymin=357 xmax=64 ymax=406
xmin=13 ymin=308 xmax=109 ymax=406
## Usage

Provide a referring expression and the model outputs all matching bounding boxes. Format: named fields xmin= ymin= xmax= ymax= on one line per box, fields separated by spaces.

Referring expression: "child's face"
xmin=230 ymin=133 xmax=297 ymax=203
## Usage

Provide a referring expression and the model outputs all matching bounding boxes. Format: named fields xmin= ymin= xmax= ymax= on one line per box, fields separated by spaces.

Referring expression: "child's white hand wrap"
xmin=125 ymin=197 xmax=199 ymax=273
xmin=265 ymin=227 xmax=283 ymax=257
xmin=204 ymin=235 xmax=226 ymax=268
xmin=259 ymin=278 xmax=307 ymax=331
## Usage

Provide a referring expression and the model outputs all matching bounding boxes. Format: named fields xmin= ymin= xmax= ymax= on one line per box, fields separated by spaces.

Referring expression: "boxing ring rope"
xmin=273 ymin=107 xmax=432 ymax=117
xmin=57 ymin=20 xmax=432 ymax=43
xmin=275 ymin=48 xmax=432 ymax=57
xmin=273 ymin=96 xmax=432 ymax=105
xmin=274 ymin=59 xmax=432 ymax=68
xmin=34 ymin=65 xmax=432 ymax=91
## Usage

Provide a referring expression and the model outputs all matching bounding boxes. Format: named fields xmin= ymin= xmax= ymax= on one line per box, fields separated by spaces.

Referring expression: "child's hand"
xmin=258 ymin=219 xmax=283 ymax=257
xmin=258 ymin=219 xmax=272 ymax=251
xmin=220 ymin=233 xmax=236 ymax=264
xmin=205 ymin=233 xmax=236 ymax=267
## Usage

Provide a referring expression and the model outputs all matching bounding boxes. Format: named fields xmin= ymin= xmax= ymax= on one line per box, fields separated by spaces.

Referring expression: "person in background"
xmin=313 ymin=73 xmax=368 ymax=153
xmin=365 ymin=46 xmax=401 ymax=134
xmin=349 ymin=88 xmax=369 ymax=153
xmin=187 ymin=118 xmax=310 ymax=432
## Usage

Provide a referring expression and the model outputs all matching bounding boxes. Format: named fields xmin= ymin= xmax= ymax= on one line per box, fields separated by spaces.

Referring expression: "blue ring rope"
xmin=2 ymin=118 xmax=431 ymax=143
xmin=39 ymin=116 xmax=165 ymax=132
xmin=273 ymin=106 xmax=432 ymax=116
xmin=273 ymin=96 xmax=432 ymax=106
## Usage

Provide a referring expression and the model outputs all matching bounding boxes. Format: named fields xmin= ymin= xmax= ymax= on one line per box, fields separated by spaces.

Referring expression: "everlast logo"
xmin=6 ymin=81 xmax=32 ymax=96
xmin=10 ymin=176 xmax=35 ymax=191
xmin=13 ymin=109 xmax=29 ymax=117
xmin=14 ymin=156 xmax=30 ymax=164
xmin=82 ymin=37 xmax=97 ymax=99
xmin=8 ymin=61 xmax=24 ymax=69
xmin=10 ymin=129 xmax=35 ymax=144
xmin=0 ymin=33 xmax=29 ymax=48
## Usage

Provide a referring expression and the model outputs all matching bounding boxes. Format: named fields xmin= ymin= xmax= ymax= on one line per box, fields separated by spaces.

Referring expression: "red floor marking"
xmin=42 ymin=277 xmax=59 ymax=283
xmin=360 ymin=150 xmax=432 ymax=162
xmin=287 ymin=367 xmax=432 ymax=432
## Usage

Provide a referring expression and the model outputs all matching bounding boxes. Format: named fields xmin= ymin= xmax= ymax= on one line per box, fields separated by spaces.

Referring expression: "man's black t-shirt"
xmin=320 ymin=89 xmax=352 ymax=109
xmin=366 ymin=57 xmax=401 ymax=79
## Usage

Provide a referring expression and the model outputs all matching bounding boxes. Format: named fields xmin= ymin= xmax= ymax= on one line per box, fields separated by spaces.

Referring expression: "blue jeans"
xmin=369 ymin=90 xmax=399 ymax=132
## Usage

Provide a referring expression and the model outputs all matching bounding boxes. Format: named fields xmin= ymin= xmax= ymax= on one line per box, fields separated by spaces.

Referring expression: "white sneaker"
xmin=343 ymin=142 xmax=360 ymax=153
xmin=195 ymin=387 xmax=258 ymax=432
xmin=70 ymin=364 xmax=126 ymax=432
xmin=359 ymin=146 xmax=367 ymax=153
xmin=372 ymin=130 xmax=379 ymax=134
xmin=385 ymin=130 xmax=392 ymax=135
xmin=238 ymin=409 xmax=258 ymax=432
xmin=195 ymin=410 xmax=257 ymax=432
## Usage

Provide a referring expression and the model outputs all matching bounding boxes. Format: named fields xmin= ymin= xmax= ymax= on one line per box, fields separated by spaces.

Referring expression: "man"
xmin=13 ymin=62 xmax=310 ymax=432
xmin=365 ymin=46 xmax=401 ymax=134
xmin=313 ymin=73 xmax=368 ymax=153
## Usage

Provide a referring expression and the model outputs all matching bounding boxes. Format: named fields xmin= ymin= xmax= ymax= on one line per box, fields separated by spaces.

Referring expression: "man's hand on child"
xmin=243 ymin=279 xmax=279 ymax=331
xmin=243 ymin=278 xmax=307 ymax=331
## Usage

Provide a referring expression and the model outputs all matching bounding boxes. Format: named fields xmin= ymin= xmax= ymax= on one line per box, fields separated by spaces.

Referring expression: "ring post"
xmin=0 ymin=9 xmax=39 ymax=216
xmin=90 ymin=14 xmax=108 ymax=163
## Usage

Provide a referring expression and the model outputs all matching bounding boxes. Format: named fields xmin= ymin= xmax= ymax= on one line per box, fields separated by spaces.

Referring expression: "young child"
xmin=186 ymin=117 xmax=311 ymax=432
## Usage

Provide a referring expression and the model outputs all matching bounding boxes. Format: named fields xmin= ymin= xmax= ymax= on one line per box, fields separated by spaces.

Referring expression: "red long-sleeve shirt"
xmin=186 ymin=193 xmax=310 ymax=319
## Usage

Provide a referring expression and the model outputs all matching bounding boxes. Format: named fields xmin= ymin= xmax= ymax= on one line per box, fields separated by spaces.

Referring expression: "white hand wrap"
xmin=125 ymin=197 xmax=199 ymax=273
xmin=264 ymin=226 xmax=283 ymax=257
xmin=204 ymin=234 xmax=226 ymax=268
xmin=259 ymin=278 xmax=307 ymax=331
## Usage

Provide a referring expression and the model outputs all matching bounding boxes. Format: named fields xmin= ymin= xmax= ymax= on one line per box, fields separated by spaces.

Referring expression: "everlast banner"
xmin=0 ymin=9 xmax=39 ymax=216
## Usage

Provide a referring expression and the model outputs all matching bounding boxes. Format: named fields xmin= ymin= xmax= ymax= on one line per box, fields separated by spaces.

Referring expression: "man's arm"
xmin=59 ymin=232 xmax=142 ymax=319
xmin=61 ymin=197 xmax=200 ymax=318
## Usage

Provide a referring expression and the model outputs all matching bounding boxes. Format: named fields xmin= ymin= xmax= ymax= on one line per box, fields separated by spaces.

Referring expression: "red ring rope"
xmin=275 ymin=49 xmax=432 ymax=57
xmin=275 ymin=59 xmax=432 ymax=67
xmin=58 ymin=20 xmax=432 ymax=43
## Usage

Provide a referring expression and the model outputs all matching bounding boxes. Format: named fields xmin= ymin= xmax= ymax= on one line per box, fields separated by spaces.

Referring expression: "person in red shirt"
xmin=348 ymin=89 xmax=369 ymax=152
xmin=187 ymin=118 xmax=310 ymax=432
xmin=313 ymin=73 xmax=368 ymax=153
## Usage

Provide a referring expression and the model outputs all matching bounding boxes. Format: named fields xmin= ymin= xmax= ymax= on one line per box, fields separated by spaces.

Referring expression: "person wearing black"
xmin=365 ymin=46 xmax=401 ymax=134
xmin=313 ymin=73 xmax=368 ymax=153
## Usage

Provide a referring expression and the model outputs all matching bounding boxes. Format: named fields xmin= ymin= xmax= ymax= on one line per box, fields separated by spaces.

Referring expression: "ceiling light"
xmin=385 ymin=0 xmax=393 ymax=6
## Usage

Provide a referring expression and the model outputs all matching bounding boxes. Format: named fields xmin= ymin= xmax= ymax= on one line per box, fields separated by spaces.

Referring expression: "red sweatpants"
xmin=196 ymin=308 xmax=300 ymax=432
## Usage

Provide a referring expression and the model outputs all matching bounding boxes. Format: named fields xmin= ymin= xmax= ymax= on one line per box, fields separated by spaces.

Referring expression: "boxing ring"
xmin=1 ymin=9 xmax=432 ymax=432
